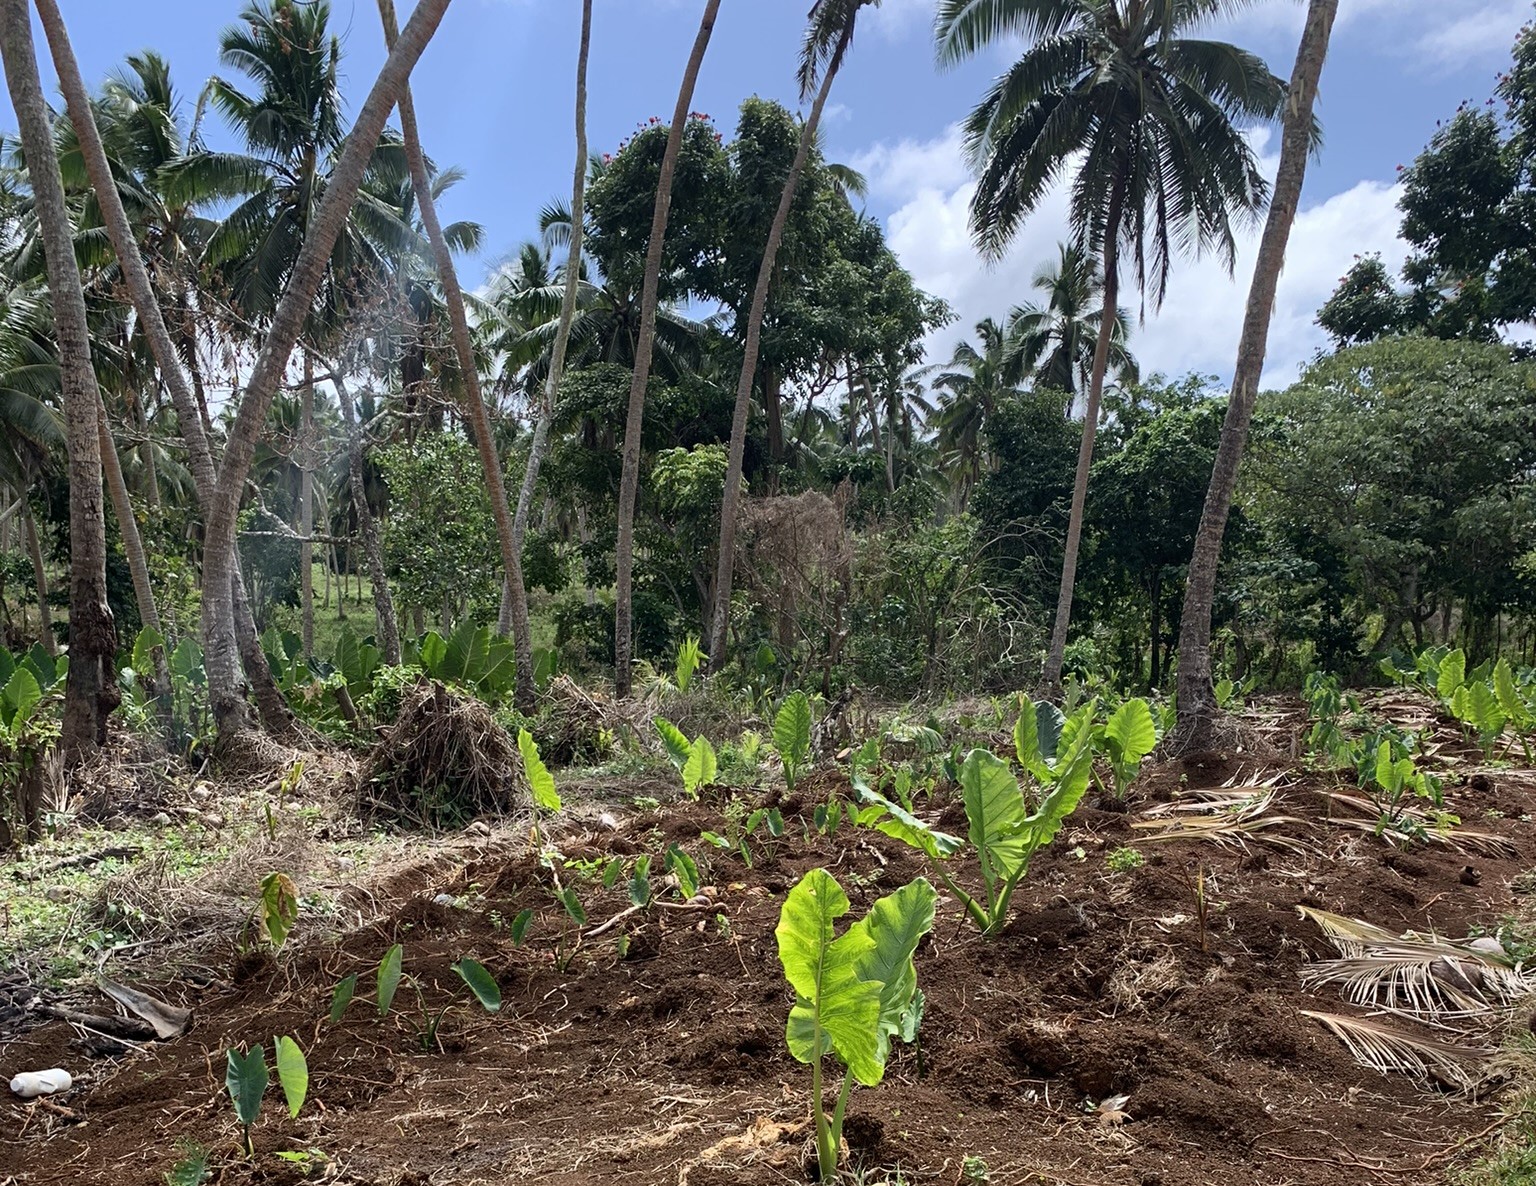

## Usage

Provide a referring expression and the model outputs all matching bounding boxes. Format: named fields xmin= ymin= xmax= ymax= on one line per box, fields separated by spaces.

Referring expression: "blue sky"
xmin=14 ymin=0 xmax=1536 ymax=387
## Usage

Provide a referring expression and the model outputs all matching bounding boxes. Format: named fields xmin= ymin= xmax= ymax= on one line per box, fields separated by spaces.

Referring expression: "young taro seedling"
xmin=330 ymin=944 xmax=500 ymax=1050
xmin=701 ymin=796 xmax=784 ymax=867
xmin=773 ymin=690 xmax=812 ymax=791
xmin=1096 ymin=697 xmax=1159 ymax=801
xmin=776 ymin=869 xmax=936 ymax=1182
xmin=654 ymin=716 xmax=719 ymax=798
xmin=223 ymin=1037 xmax=307 ymax=1156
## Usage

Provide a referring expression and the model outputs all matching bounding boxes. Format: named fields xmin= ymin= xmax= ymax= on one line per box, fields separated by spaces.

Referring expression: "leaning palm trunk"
xmin=1042 ymin=189 xmax=1124 ymax=698
xmin=708 ymin=19 xmax=851 ymax=672
xmin=22 ymin=504 xmax=55 ymax=657
xmin=614 ymin=0 xmax=723 ymax=698
xmin=36 ymin=0 xmax=296 ymax=738
xmin=1 ymin=0 xmax=118 ymax=757
xmin=97 ymin=400 xmax=162 ymax=637
xmin=1175 ymin=0 xmax=1339 ymax=744
xmin=334 ymin=370 xmax=401 ymax=663
xmin=197 ymin=0 xmax=452 ymax=739
xmin=378 ymin=0 xmax=533 ymax=712
xmin=299 ymin=350 xmax=316 ymax=657
xmin=505 ymin=0 xmax=593 ymax=639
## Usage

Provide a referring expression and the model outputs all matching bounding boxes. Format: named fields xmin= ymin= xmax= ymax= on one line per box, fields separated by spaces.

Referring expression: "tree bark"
xmin=97 ymin=400 xmax=160 ymax=635
xmin=36 ymin=0 xmax=295 ymax=737
xmin=198 ymin=0 xmax=452 ymax=739
xmin=22 ymin=504 xmax=55 ymax=657
xmin=508 ymin=0 xmax=593 ymax=641
xmin=1 ymin=0 xmax=119 ymax=757
xmin=707 ymin=22 xmax=850 ymax=672
xmin=614 ymin=0 xmax=723 ymax=698
xmin=334 ymin=371 xmax=401 ymax=663
xmin=1041 ymin=183 xmax=1124 ymax=698
xmin=377 ymin=0 xmax=532 ymax=711
xmin=299 ymin=350 xmax=315 ymax=657
xmin=1174 ymin=0 xmax=1339 ymax=744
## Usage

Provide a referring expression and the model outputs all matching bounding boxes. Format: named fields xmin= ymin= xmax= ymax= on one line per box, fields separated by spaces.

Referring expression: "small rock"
xmin=432 ymin=893 xmax=459 ymax=908
xmin=1460 ymin=866 xmax=1483 ymax=887
xmin=465 ymin=820 xmax=492 ymax=838
xmin=202 ymin=814 xmax=225 ymax=828
xmin=1468 ymin=936 xmax=1504 ymax=955
xmin=597 ymin=812 xmax=620 ymax=831
xmin=44 ymin=886 xmax=71 ymax=902
xmin=148 ymin=812 xmax=172 ymax=827
xmin=334 ymin=856 xmax=355 ymax=870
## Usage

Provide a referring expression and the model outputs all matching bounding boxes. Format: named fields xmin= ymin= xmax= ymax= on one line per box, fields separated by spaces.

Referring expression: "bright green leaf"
xmin=273 ymin=1036 xmax=307 ymax=1119
xmin=517 ymin=729 xmax=562 ymax=812
xmin=377 ymin=944 xmax=403 ymax=1016
xmin=452 ymin=958 xmax=502 ymax=1012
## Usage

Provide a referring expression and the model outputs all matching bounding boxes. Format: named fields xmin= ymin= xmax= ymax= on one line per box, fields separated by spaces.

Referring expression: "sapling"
xmin=654 ymin=716 xmax=718 ymax=798
xmin=223 ymin=1037 xmax=306 ymax=1156
xmin=773 ymin=690 xmax=812 ymax=790
xmin=775 ymin=869 xmax=936 ymax=1181
xmin=1097 ymin=697 xmax=1158 ymax=800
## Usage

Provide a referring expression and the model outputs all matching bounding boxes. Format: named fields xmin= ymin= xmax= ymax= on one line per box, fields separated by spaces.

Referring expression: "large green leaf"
xmin=654 ymin=717 xmax=692 ymax=773
xmin=774 ymin=691 xmax=812 ymax=784
xmin=1494 ymin=659 xmax=1526 ymax=724
xmin=26 ymin=642 xmax=55 ymax=688
xmin=682 ymin=736 xmax=718 ymax=797
xmin=328 ymin=973 xmax=357 ymax=1022
xmin=452 ymin=958 xmax=502 ymax=1012
xmin=443 ymin=621 xmax=489 ymax=684
xmin=273 ymin=1035 xmax=307 ymax=1119
xmin=1464 ymin=680 xmax=1505 ymax=736
xmin=170 ymin=637 xmax=205 ymax=686
xmin=1013 ymin=697 xmax=1039 ymax=773
xmin=131 ymin=626 xmax=165 ymax=679
xmin=517 ymin=729 xmax=562 ymax=812
xmin=2 ymin=667 xmax=41 ymax=730
xmin=333 ymin=627 xmax=380 ymax=691
xmin=854 ymin=791 xmax=964 ymax=860
xmin=224 ymin=1045 xmax=268 ymax=1128
xmin=478 ymin=637 xmax=518 ymax=698
xmin=776 ymin=868 xmax=884 ymax=1086
xmin=377 ymin=944 xmax=403 ymax=1016
xmin=1437 ymin=648 xmax=1467 ymax=701
xmin=959 ymin=749 xmax=1028 ymax=896
xmin=1034 ymin=701 xmax=1065 ymax=763
xmin=847 ymin=877 xmax=936 ymax=1067
xmin=1105 ymin=698 xmax=1157 ymax=764
xmin=418 ymin=631 xmax=448 ymax=677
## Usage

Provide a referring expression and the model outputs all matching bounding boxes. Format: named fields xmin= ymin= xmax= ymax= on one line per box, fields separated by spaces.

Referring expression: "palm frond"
xmin=1300 ymin=1010 xmax=1491 ymax=1090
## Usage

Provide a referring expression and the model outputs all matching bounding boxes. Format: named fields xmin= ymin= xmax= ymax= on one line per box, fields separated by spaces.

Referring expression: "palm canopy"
xmin=1009 ymin=240 xmax=1137 ymax=397
xmin=935 ymin=0 xmax=1287 ymax=299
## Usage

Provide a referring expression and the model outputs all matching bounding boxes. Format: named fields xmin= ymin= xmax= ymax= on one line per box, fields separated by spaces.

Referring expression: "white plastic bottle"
xmin=10 ymin=1069 xmax=72 ymax=1098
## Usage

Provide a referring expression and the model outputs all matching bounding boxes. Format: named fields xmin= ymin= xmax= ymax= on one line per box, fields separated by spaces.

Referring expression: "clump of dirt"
xmin=357 ymin=680 xmax=522 ymax=827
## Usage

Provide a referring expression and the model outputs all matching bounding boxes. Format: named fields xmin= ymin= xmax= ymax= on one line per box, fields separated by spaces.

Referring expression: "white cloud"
xmin=862 ymin=125 xmax=1410 ymax=391
xmin=867 ymin=0 xmax=934 ymax=39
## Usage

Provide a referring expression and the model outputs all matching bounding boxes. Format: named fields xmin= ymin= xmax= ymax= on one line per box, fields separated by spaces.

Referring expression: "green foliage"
xmin=273 ymin=1036 xmax=308 ymax=1120
xmin=775 ymin=869 xmax=936 ymax=1180
xmin=376 ymin=944 xmax=403 ymax=1017
xmin=773 ymin=691 xmax=812 ymax=790
xmin=1099 ymin=698 xmax=1159 ymax=799
xmin=224 ymin=1045 xmax=269 ymax=1156
xmin=256 ymin=872 xmax=299 ymax=951
xmin=329 ymin=974 xmax=357 ymax=1023
xmin=517 ymin=729 xmax=563 ymax=812
xmin=163 ymin=1140 xmax=211 ymax=1186
xmin=451 ymin=959 xmax=502 ymax=1012
xmin=1106 ymin=847 xmax=1145 ymax=874
xmin=653 ymin=717 xmax=718 ymax=798
xmin=674 ymin=635 xmax=704 ymax=693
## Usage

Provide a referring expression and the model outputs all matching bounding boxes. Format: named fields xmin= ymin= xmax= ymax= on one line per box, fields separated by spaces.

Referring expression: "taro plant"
xmin=654 ymin=717 xmax=718 ymax=798
xmin=1362 ymin=737 xmax=1443 ymax=842
xmin=775 ymin=869 xmax=936 ymax=1182
xmin=224 ymin=1037 xmax=306 ymax=1156
xmin=330 ymin=944 xmax=500 ymax=1050
xmin=773 ymin=690 xmax=812 ymax=791
xmin=675 ymin=635 xmax=704 ymax=692
xmin=701 ymin=797 xmax=783 ymax=868
xmin=251 ymin=872 xmax=299 ymax=952
xmin=1096 ymin=697 xmax=1159 ymax=800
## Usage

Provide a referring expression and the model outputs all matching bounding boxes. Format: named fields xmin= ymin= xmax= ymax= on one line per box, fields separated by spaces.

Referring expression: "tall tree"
xmin=707 ymin=0 xmax=872 ymax=672
xmin=377 ymin=0 xmax=535 ymax=711
xmin=0 ymin=0 xmax=119 ymax=756
xmin=1174 ymin=2 xmax=1341 ymax=741
xmin=508 ymin=0 xmax=593 ymax=642
xmin=1009 ymin=241 xmax=1137 ymax=406
xmin=195 ymin=0 xmax=452 ymax=740
xmin=613 ymin=0 xmax=723 ymax=698
xmin=936 ymin=0 xmax=1286 ymax=696
xmin=932 ymin=316 xmax=1026 ymax=512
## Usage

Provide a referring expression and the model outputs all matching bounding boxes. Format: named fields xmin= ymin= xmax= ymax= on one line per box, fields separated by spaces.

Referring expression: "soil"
xmin=3 ymin=706 xmax=1535 ymax=1185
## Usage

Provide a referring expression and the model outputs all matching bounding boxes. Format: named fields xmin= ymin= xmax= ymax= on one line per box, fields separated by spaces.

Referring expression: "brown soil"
xmin=3 ymin=745 xmax=1534 ymax=1185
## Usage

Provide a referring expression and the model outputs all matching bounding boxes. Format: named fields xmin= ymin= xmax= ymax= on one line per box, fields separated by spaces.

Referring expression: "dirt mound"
xmin=357 ymin=679 xmax=523 ymax=828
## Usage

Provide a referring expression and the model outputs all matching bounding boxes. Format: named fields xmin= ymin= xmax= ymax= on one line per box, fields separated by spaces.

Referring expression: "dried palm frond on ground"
xmin=1320 ymin=790 xmax=1520 ymax=858
xmin=1134 ymin=775 xmax=1314 ymax=851
xmin=1300 ymin=1011 xmax=1494 ymax=1091
xmin=358 ymin=680 xmax=523 ymax=829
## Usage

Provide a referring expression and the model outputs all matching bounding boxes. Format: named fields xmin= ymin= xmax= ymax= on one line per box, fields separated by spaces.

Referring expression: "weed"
xmin=1106 ymin=847 xmax=1145 ymax=874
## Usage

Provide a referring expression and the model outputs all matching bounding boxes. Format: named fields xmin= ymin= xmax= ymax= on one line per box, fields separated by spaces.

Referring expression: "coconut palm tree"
xmin=614 ymin=0 xmax=724 ymax=698
xmin=932 ymin=317 xmax=1027 ymax=512
xmin=706 ymin=0 xmax=880 ymax=671
xmin=1009 ymin=241 xmax=1137 ymax=409
xmin=936 ymin=0 xmax=1287 ymax=695
xmin=1177 ymin=0 xmax=1340 ymax=742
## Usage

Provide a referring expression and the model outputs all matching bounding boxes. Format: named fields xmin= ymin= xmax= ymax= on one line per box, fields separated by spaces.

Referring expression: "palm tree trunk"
xmin=299 ymin=349 xmax=315 ymax=657
xmin=1174 ymin=0 xmax=1339 ymax=744
xmin=36 ymin=0 xmax=296 ymax=738
xmin=199 ymin=0 xmax=450 ymax=740
xmin=509 ymin=0 xmax=593 ymax=641
xmin=1041 ymin=187 xmax=1124 ymax=698
xmin=1 ymin=0 xmax=119 ymax=757
xmin=614 ymin=0 xmax=723 ymax=698
xmin=97 ymin=401 xmax=160 ymax=635
xmin=127 ymin=388 xmax=160 ymax=511
xmin=334 ymin=371 xmax=401 ymax=663
xmin=377 ymin=0 xmax=533 ymax=711
xmin=708 ymin=23 xmax=849 ymax=672
xmin=23 ymin=504 xmax=55 ymax=657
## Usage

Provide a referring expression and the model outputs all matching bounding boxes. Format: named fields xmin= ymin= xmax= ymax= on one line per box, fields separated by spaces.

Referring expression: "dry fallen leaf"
xmin=1096 ymin=1094 xmax=1131 ymax=1127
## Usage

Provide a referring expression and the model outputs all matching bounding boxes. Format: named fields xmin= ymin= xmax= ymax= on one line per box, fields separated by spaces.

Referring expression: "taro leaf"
xmin=26 ymin=642 xmax=55 ymax=687
xmin=0 ymin=648 xmax=12 ymax=686
xmin=2 ymin=668 xmax=41 ymax=730
xmin=258 ymin=872 xmax=299 ymax=950
xmin=273 ymin=1035 xmax=308 ymax=1118
xmin=775 ymin=868 xmax=884 ymax=1086
xmin=1013 ymin=698 xmax=1040 ymax=772
xmin=170 ymin=637 xmax=205 ymax=686
xmin=847 ymin=877 xmax=937 ymax=1065
xmin=774 ymin=691 xmax=812 ymax=785
xmin=1438 ymin=649 xmax=1467 ymax=701
xmin=509 ymin=908 xmax=534 ymax=945
xmin=654 ymin=717 xmax=692 ymax=773
xmin=329 ymin=973 xmax=358 ymax=1022
xmin=131 ymin=626 xmax=165 ymax=679
xmin=224 ymin=1045 xmax=268 ymax=1128
xmin=418 ymin=630 xmax=448 ymax=677
xmin=602 ymin=857 xmax=623 ymax=889
xmin=665 ymin=844 xmax=699 ymax=898
xmin=96 ymin=976 xmax=192 ymax=1039
xmin=1105 ymin=698 xmax=1158 ymax=766
xmin=682 ymin=736 xmax=718 ymax=797
xmin=960 ymin=749 xmax=1028 ymax=895
xmin=1034 ymin=701 xmax=1065 ymax=765
xmin=1465 ymin=681 xmax=1505 ymax=736
xmin=1006 ymin=737 xmax=1093 ymax=865
xmin=558 ymin=886 xmax=587 ymax=925
xmin=898 ymin=986 xmax=926 ymax=1045
xmin=441 ymin=621 xmax=483 ymax=683
xmin=1495 ymin=659 xmax=1525 ymax=724
xmin=628 ymin=855 xmax=653 ymax=907
xmin=765 ymin=807 xmax=785 ymax=838
xmin=452 ymin=959 xmax=502 ymax=1012
xmin=856 ymin=791 xmax=964 ymax=860
xmin=377 ymin=944 xmax=403 ymax=1016
xmin=517 ymin=729 xmax=562 ymax=812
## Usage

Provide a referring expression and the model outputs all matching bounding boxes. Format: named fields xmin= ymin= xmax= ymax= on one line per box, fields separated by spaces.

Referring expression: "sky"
xmin=10 ymin=0 xmax=1536 ymax=391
